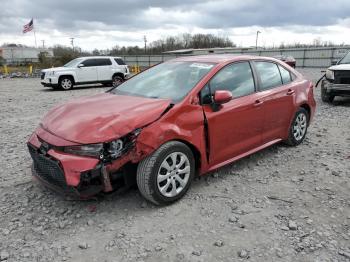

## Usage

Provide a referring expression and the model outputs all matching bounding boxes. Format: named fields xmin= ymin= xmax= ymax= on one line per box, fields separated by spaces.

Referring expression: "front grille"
xmin=334 ymin=70 xmax=350 ymax=84
xmin=28 ymin=144 xmax=68 ymax=190
xmin=40 ymin=72 xmax=45 ymax=80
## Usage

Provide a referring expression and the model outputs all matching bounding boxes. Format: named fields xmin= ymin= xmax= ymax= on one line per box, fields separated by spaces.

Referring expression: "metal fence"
xmin=120 ymin=46 xmax=350 ymax=68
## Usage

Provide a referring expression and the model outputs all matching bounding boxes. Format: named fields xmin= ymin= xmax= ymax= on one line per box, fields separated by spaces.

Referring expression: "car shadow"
xmin=332 ymin=97 xmax=350 ymax=107
xmin=39 ymin=84 xmax=110 ymax=92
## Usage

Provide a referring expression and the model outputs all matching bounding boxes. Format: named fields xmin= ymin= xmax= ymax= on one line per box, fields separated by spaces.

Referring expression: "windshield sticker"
xmin=190 ymin=63 xmax=213 ymax=69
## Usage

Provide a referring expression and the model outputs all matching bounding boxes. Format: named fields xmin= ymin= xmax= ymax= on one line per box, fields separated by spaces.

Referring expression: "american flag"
xmin=23 ymin=19 xmax=34 ymax=33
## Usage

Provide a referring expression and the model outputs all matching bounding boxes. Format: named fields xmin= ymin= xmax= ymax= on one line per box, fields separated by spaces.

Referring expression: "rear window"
xmin=278 ymin=65 xmax=292 ymax=84
xmin=95 ymin=58 xmax=112 ymax=66
xmin=254 ymin=61 xmax=282 ymax=91
xmin=114 ymin=58 xmax=126 ymax=65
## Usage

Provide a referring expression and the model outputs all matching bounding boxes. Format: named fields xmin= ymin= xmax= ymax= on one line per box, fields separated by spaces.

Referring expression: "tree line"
xmin=1 ymin=35 xmax=348 ymax=67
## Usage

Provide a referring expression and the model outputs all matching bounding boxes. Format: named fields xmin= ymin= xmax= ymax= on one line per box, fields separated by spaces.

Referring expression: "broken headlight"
xmin=63 ymin=143 xmax=104 ymax=158
xmin=106 ymin=139 xmax=124 ymax=159
xmin=326 ymin=69 xmax=334 ymax=80
xmin=63 ymin=129 xmax=141 ymax=160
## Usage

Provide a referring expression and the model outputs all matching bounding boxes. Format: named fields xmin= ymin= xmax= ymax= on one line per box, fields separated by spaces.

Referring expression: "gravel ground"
xmin=0 ymin=68 xmax=349 ymax=262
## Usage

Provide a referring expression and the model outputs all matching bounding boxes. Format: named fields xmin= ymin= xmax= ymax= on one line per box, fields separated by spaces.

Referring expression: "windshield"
xmin=111 ymin=61 xmax=214 ymax=102
xmin=64 ymin=58 xmax=83 ymax=67
xmin=339 ymin=52 xmax=350 ymax=64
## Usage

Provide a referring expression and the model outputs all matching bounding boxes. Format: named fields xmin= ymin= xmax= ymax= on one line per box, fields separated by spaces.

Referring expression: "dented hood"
xmin=41 ymin=93 xmax=171 ymax=144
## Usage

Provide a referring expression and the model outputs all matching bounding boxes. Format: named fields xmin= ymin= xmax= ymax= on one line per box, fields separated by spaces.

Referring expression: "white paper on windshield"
xmin=189 ymin=63 xmax=213 ymax=69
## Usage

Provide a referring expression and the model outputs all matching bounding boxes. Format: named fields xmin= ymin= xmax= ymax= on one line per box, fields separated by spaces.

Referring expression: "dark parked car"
xmin=321 ymin=51 xmax=350 ymax=103
xmin=28 ymin=55 xmax=316 ymax=205
xmin=274 ymin=55 xmax=296 ymax=68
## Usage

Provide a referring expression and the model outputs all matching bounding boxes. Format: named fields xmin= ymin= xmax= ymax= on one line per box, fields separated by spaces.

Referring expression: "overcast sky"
xmin=1 ymin=0 xmax=350 ymax=50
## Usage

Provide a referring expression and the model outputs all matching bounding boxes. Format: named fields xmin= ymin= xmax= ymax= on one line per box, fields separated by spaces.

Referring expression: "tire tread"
xmin=136 ymin=141 xmax=193 ymax=205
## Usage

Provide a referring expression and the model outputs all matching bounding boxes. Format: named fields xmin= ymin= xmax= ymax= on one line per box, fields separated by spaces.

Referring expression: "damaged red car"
xmin=28 ymin=55 xmax=316 ymax=205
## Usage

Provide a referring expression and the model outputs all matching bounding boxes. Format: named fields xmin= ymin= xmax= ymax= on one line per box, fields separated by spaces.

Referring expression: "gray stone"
xmin=78 ymin=242 xmax=88 ymax=249
xmin=238 ymin=249 xmax=249 ymax=259
xmin=0 ymin=251 xmax=9 ymax=261
xmin=338 ymin=250 xmax=350 ymax=258
xmin=228 ymin=216 xmax=238 ymax=223
xmin=192 ymin=250 xmax=202 ymax=256
xmin=214 ymin=240 xmax=224 ymax=247
xmin=288 ymin=220 xmax=298 ymax=230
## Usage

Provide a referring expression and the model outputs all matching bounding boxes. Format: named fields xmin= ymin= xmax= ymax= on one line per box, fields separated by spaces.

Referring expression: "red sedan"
xmin=28 ymin=55 xmax=316 ymax=205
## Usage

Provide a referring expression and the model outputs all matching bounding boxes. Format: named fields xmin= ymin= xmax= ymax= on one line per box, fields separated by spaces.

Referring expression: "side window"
xmin=95 ymin=58 xmax=112 ymax=66
xmin=209 ymin=62 xmax=255 ymax=98
xmin=254 ymin=61 xmax=282 ymax=90
xmin=114 ymin=58 xmax=126 ymax=65
xmin=278 ymin=65 xmax=292 ymax=84
xmin=82 ymin=59 xmax=97 ymax=67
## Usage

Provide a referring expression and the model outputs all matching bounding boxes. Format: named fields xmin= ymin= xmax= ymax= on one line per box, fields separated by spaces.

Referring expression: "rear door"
xmin=252 ymin=61 xmax=295 ymax=143
xmin=75 ymin=58 xmax=98 ymax=82
xmin=96 ymin=58 xmax=113 ymax=81
xmin=201 ymin=61 xmax=265 ymax=166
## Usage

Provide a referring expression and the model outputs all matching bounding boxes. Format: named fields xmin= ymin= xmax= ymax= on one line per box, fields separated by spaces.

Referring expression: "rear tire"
xmin=58 ymin=76 xmax=74 ymax=90
xmin=285 ymin=108 xmax=309 ymax=146
xmin=321 ymin=81 xmax=335 ymax=103
xmin=112 ymin=75 xmax=124 ymax=88
xmin=136 ymin=141 xmax=195 ymax=205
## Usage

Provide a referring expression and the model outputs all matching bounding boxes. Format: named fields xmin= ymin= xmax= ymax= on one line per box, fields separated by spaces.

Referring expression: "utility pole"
xmin=256 ymin=31 xmax=261 ymax=50
xmin=41 ymin=40 xmax=45 ymax=49
xmin=143 ymin=35 xmax=147 ymax=54
xmin=70 ymin=37 xmax=75 ymax=52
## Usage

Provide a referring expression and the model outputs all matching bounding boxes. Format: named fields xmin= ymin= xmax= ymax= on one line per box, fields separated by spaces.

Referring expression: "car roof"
xmin=169 ymin=54 xmax=280 ymax=64
xmin=78 ymin=56 xmax=122 ymax=59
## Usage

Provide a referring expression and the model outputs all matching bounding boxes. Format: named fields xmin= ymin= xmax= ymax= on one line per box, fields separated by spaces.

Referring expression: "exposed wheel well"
xmin=299 ymin=103 xmax=311 ymax=120
xmin=112 ymin=72 xmax=124 ymax=80
xmin=58 ymin=75 xmax=75 ymax=84
xmin=173 ymin=139 xmax=201 ymax=175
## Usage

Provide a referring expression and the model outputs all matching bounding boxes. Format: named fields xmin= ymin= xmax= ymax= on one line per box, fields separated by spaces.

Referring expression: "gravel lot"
xmin=0 ymin=68 xmax=349 ymax=262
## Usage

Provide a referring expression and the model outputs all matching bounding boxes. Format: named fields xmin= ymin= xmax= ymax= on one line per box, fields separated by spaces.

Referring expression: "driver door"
xmin=201 ymin=61 xmax=264 ymax=167
xmin=75 ymin=59 xmax=98 ymax=83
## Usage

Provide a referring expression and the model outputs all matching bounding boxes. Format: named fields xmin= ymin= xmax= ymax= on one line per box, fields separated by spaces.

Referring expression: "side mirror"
xmin=331 ymin=59 xmax=338 ymax=66
xmin=213 ymin=90 xmax=232 ymax=104
xmin=78 ymin=63 xmax=85 ymax=68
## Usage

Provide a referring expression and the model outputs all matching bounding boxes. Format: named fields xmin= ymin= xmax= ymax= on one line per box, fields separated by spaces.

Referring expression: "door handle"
xmin=254 ymin=99 xmax=264 ymax=107
xmin=287 ymin=89 xmax=295 ymax=95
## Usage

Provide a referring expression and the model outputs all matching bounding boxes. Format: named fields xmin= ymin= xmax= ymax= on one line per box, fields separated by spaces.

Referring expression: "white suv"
xmin=41 ymin=56 xmax=130 ymax=90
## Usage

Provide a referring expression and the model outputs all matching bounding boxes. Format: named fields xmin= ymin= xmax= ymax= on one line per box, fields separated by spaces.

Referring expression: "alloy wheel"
xmin=61 ymin=79 xmax=72 ymax=90
xmin=157 ymin=152 xmax=190 ymax=198
xmin=293 ymin=112 xmax=307 ymax=141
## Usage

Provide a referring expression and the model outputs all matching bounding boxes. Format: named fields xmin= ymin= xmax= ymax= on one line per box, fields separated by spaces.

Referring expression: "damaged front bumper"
xmin=27 ymin=132 xmax=137 ymax=199
xmin=323 ymin=80 xmax=350 ymax=96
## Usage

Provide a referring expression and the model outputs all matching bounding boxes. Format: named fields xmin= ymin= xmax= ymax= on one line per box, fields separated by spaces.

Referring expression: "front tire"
xmin=321 ymin=81 xmax=335 ymax=103
xmin=285 ymin=108 xmax=309 ymax=146
xmin=136 ymin=141 xmax=195 ymax=205
xmin=59 ymin=76 xmax=74 ymax=90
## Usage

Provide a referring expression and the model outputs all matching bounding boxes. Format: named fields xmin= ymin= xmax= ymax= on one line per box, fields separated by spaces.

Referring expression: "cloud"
xmin=0 ymin=0 xmax=350 ymax=49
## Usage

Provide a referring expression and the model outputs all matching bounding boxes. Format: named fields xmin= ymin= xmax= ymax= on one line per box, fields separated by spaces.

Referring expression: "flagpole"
xmin=33 ymin=18 xmax=37 ymax=48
